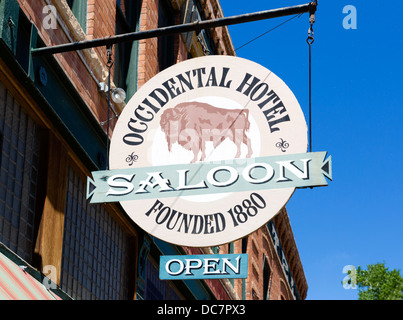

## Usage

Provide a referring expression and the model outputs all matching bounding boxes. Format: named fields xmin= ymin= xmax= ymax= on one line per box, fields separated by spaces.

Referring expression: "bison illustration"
xmin=160 ymin=101 xmax=253 ymax=163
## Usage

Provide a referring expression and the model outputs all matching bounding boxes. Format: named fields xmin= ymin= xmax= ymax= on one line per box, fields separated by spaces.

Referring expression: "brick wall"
xmin=231 ymin=227 xmax=289 ymax=300
xmin=228 ymin=208 xmax=306 ymax=300
xmin=87 ymin=0 xmax=116 ymax=76
xmin=138 ymin=0 xmax=160 ymax=88
xmin=18 ymin=0 xmax=119 ymax=136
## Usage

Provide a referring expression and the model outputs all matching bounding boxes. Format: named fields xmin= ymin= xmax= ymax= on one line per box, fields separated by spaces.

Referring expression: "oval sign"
xmin=109 ymin=56 xmax=307 ymax=247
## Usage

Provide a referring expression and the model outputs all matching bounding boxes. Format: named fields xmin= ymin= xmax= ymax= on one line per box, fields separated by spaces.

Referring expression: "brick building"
xmin=0 ymin=0 xmax=307 ymax=300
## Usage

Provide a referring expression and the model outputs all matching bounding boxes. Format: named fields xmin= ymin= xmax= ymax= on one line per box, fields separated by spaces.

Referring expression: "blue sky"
xmin=220 ymin=0 xmax=403 ymax=300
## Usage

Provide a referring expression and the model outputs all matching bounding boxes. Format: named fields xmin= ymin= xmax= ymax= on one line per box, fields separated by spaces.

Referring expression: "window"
xmin=228 ymin=242 xmax=234 ymax=285
xmin=263 ymin=257 xmax=272 ymax=300
xmin=0 ymin=82 xmax=41 ymax=263
xmin=181 ymin=0 xmax=214 ymax=57
xmin=241 ymin=237 xmax=248 ymax=299
xmin=115 ymin=0 xmax=141 ymax=101
xmin=60 ymin=166 xmax=132 ymax=300
xmin=211 ymin=246 xmax=220 ymax=254
xmin=144 ymin=258 xmax=181 ymax=300
xmin=16 ymin=11 xmax=32 ymax=73
xmin=228 ymin=242 xmax=234 ymax=254
xmin=158 ymin=1 xmax=175 ymax=71
xmin=242 ymin=237 xmax=248 ymax=253
xmin=66 ymin=0 xmax=87 ymax=32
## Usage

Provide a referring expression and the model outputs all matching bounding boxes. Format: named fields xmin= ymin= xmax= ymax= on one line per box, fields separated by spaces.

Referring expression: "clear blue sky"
xmin=220 ymin=0 xmax=403 ymax=300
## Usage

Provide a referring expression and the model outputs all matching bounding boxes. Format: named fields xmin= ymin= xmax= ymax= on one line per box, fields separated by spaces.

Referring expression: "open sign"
xmin=159 ymin=254 xmax=248 ymax=280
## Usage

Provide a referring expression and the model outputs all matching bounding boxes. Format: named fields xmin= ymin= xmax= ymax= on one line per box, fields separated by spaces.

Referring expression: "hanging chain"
xmin=306 ymin=2 xmax=316 ymax=153
xmin=106 ymin=45 xmax=113 ymax=170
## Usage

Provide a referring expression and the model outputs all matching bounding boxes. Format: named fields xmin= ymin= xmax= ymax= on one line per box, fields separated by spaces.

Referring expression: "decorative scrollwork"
xmin=126 ymin=152 xmax=139 ymax=166
xmin=276 ymin=139 xmax=289 ymax=152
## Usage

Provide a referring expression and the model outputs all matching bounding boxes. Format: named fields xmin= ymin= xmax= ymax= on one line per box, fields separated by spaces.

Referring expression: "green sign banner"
xmin=86 ymin=151 xmax=331 ymax=204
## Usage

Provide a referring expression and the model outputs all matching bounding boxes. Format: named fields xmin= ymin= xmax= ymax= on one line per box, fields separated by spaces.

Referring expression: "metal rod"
xmin=31 ymin=2 xmax=317 ymax=56
xmin=308 ymin=38 xmax=312 ymax=153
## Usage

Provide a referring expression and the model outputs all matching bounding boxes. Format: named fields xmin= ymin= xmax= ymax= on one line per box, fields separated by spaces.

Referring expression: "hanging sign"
xmin=159 ymin=254 xmax=249 ymax=280
xmin=87 ymin=55 xmax=332 ymax=247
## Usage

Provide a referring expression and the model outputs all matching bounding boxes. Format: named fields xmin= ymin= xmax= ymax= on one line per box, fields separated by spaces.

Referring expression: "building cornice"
xmin=273 ymin=208 xmax=308 ymax=300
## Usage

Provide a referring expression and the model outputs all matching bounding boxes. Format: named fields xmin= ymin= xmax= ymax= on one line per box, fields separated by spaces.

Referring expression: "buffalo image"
xmin=160 ymin=101 xmax=253 ymax=163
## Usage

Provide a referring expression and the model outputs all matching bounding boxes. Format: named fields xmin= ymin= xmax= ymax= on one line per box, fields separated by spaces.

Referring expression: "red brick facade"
xmin=187 ymin=208 xmax=308 ymax=300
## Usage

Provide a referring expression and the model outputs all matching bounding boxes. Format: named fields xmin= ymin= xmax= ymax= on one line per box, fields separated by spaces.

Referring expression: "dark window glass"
xmin=115 ymin=0 xmax=141 ymax=101
xmin=144 ymin=258 xmax=181 ymax=300
xmin=60 ymin=166 xmax=131 ymax=300
xmin=0 ymin=82 xmax=41 ymax=263
xmin=158 ymin=1 xmax=175 ymax=71
xmin=263 ymin=258 xmax=272 ymax=300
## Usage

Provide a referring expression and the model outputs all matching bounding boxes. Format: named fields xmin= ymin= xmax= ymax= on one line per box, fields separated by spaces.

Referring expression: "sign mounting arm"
xmin=31 ymin=1 xmax=318 ymax=56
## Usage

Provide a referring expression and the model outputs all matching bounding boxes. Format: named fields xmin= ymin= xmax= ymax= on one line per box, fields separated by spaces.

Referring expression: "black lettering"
xmin=214 ymin=213 xmax=226 ymax=232
xmin=149 ymin=88 xmax=169 ymax=107
xmin=141 ymin=97 xmax=160 ymax=113
xmin=123 ymin=118 xmax=148 ymax=145
xmin=250 ymin=82 xmax=269 ymax=101
xmin=236 ymin=73 xmax=260 ymax=96
xmin=205 ymin=67 xmax=218 ymax=87
xmin=166 ymin=210 xmax=183 ymax=230
xmin=162 ymin=78 xmax=181 ymax=99
xmin=176 ymin=71 xmax=194 ymax=92
xmin=257 ymin=90 xmax=281 ymax=109
xmin=219 ymin=67 xmax=232 ymax=88
xmin=192 ymin=68 xmax=206 ymax=88
xmin=204 ymin=214 xmax=214 ymax=234
xmin=263 ymin=101 xmax=290 ymax=132
xmin=192 ymin=215 xmax=204 ymax=234
xmin=178 ymin=213 xmax=194 ymax=233
xmin=134 ymin=105 xmax=154 ymax=122
xmin=123 ymin=133 xmax=143 ymax=146
xmin=156 ymin=206 xmax=170 ymax=224
xmin=145 ymin=200 xmax=163 ymax=217
xmin=127 ymin=118 xmax=147 ymax=133
xmin=268 ymin=114 xmax=291 ymax=133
